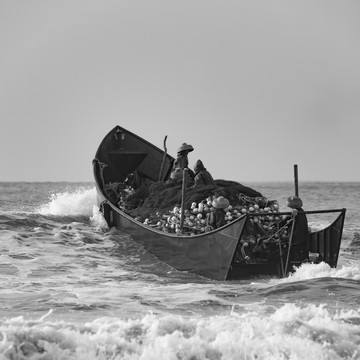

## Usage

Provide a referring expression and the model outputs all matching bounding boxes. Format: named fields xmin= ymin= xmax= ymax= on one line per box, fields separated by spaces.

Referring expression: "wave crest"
xmin=37 ymin=187 xmax=97 ymax=217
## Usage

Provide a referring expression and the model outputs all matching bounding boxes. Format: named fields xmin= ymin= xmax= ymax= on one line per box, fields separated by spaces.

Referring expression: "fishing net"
xmin=120 ymin=179 xmax=264 ymax=220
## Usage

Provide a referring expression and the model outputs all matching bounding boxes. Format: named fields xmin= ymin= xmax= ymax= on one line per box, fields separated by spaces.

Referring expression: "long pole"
xmin=179 ymin=169 xmax=188 ymax=232
xmin=284 ymin=164 xmax=300 ymax=274
xmin=284 ymin=164 xmax=298 ymax=275
xmin=294 ymin=164 xmax=299 ymax=197
xmin=247 ymin=209 xmax=344 ymax=217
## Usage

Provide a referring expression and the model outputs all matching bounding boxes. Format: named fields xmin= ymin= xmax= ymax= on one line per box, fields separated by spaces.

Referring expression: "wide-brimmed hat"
xmin=212 ymin=196 xmax=230 ymax=209
xmin=286 ymin=196 xmax=303 ymax=209
xmin=177 ymin=143 xmax=194 ymax=154
xmin=170 ymin=168 xmax=183 ymax=180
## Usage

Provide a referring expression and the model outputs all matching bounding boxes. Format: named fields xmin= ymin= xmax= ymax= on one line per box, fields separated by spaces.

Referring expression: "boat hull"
xmin=100 ymin=199 xmax=246 ymax=280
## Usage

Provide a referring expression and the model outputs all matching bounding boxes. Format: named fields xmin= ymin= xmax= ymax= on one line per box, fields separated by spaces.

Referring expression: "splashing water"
xmin=37 ymin=187 xmax=97 ymax=217
xmin=273 ymin=262 xmax=360 ymax=284
xmin=36 ymin=186 xmax=109 ymax=230
xmin=90 ymin=205 xmax=109 ymax=231
xmin=1 ymin=305 xmax=360 ymax=360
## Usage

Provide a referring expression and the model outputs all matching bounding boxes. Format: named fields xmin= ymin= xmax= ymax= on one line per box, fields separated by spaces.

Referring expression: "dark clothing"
xmin=291 ymin=208 xmax=310 ymax=260
xmin=173 ymin=151 xmax=195 ymax=180
xmin=283 ymin=208 xmax=310 ymax=261
xmin=193 ymin=160 xmax=216 ymax=187
xmin=209 ymin=208 xmax=226 ymax=229
xmin=174 ymin=151 xmax=189 ymax=171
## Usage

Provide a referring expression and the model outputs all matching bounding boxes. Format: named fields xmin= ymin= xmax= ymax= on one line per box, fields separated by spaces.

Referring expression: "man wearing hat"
xmin=174 ymin=143 xmax=193 ymax=169
xmin=173 ymin=143 xmax=195 ymax=179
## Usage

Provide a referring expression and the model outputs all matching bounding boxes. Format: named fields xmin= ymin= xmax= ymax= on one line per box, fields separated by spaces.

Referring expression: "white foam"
xmin=271 ymin=261 xmax=360 ymax=284
xmin=90 ymin=205 xmax=109 ymax=232
xmin=1 ymin=305 xmax=359 ymax=360
xmin=38 ymin=187 xmax=97 ymax=217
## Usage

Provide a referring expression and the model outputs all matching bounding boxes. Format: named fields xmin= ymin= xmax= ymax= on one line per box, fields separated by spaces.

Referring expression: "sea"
xmin=0 ymin=181 xmax=360 ymax=360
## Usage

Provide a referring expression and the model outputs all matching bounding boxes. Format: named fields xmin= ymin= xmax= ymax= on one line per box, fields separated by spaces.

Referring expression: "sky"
xmin=1 ymin=1 xmax=359 ymax=183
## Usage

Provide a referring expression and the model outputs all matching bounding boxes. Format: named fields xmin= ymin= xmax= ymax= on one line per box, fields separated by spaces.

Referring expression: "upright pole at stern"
xmin=294 ymin=164 xmax=299 ymax=197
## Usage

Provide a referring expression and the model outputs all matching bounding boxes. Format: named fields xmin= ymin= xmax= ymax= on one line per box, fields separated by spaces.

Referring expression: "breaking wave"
xmin=273 ymin=261 xmax=360 ymax=283
xmin=37 ymin=187 xmax=97 ymax=217
xmin=1 ymin=305 xmax=360 ymax=360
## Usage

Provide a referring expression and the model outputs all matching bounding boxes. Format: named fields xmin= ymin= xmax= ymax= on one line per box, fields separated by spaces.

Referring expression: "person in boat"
xmin=173 ymin=143 xmax=195 ymax=179
xmin=283 ymin=196 xmax=310 ymax=262
xmin=192 ymin=160 xmax=216 ymax=188
xmin=209 ymin=196 xmax=229 ymax=229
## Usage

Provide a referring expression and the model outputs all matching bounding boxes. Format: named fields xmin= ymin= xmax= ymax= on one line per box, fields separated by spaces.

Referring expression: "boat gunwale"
xmin=101 ymin=197 xmax=248 ymax=239
xmin=94 ymin=125 xmax=175 ymax=164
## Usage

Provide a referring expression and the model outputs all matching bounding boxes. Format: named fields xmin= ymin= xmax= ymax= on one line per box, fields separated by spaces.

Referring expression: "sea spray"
xmin=1 ymin=305 xmax=359 ymax=360
xmin=38 ymin=187 xmax=97 ymax=217
xmin=271 ymin=262 xmax=360 ymax=283
xmin=90 ymin=205 xmax=109 ymax=232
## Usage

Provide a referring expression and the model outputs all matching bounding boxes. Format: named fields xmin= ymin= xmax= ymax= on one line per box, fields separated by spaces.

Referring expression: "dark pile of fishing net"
xmin=122 ymin=179 xmax=263 ymax=221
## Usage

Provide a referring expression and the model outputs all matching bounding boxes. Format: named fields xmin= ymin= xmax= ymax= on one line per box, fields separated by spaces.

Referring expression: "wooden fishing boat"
xmin=93 ymin=125 xmax=346 ymax=280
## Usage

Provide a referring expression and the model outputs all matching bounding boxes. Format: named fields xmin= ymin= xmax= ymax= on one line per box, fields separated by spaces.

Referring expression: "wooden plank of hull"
xmin=101 ymin=200 xmax=246 ymax=281
xmin=227 ymin=262 xmax=281 ymax=280
xmin=309 ymin=209 xmax=346 ymax=267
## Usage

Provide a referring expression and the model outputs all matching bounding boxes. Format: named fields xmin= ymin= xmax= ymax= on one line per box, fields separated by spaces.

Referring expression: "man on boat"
xmin=192 ymin=160 xmax=216 ymax=188
xmin=173 ymin=143 xmax=195 ymax=179
xmin=284 ymin=196 xmax=310 ymax=263
xmin=209 ymin=196 xmax=229 ymax=229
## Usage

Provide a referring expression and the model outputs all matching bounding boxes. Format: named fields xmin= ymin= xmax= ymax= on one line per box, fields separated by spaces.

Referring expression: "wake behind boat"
xmin=93 ymin=125 xmax=346 ymax=280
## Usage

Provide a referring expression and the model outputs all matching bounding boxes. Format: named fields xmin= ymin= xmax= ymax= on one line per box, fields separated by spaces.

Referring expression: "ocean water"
xmin=0 ymin=181 xmax=360 ymax=360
